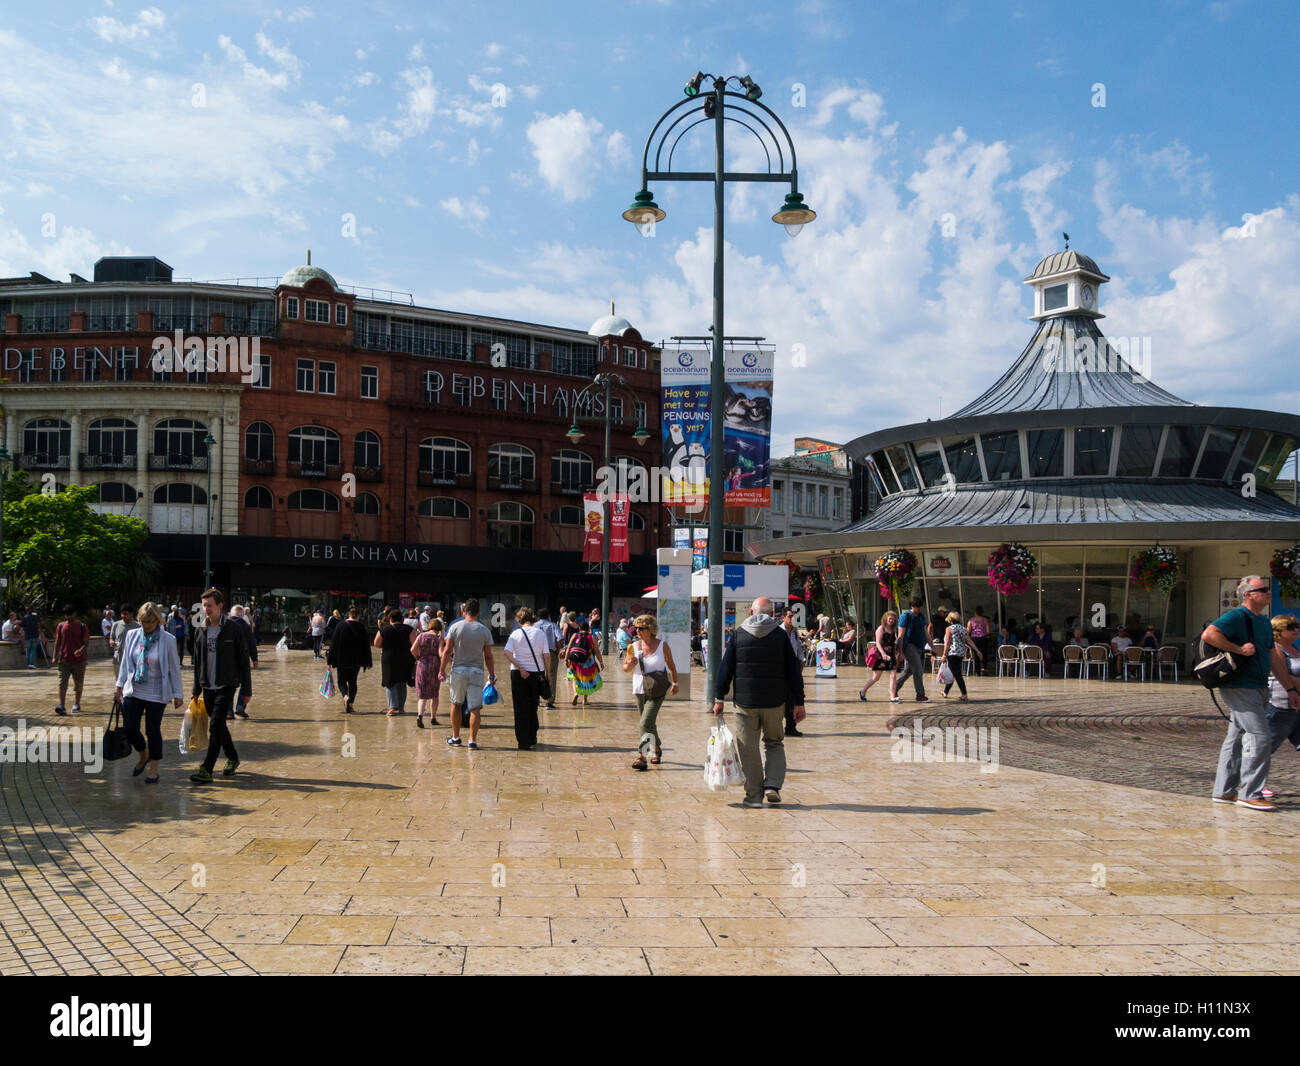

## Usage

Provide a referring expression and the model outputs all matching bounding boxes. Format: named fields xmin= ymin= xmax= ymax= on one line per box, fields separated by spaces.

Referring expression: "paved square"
xmin=2 ymin=653 xmax=1298 ymax=975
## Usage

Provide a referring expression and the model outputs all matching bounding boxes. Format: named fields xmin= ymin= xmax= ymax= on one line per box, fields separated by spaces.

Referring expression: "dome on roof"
xmin=588 ymin=313 xmax=634 ymax=337
xmin=279 ymin=264 xmax=340 ymax=290
xmin=1025 ymin=249 xmax=1108 ymax=283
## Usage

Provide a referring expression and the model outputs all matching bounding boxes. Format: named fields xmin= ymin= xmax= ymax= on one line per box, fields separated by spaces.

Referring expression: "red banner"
xmin=582 ymin=494 xmax=631 ymax=563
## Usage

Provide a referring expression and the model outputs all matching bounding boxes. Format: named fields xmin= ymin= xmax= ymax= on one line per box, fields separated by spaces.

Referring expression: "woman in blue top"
xmin=114 ymin=602 xmax=185 ymax=783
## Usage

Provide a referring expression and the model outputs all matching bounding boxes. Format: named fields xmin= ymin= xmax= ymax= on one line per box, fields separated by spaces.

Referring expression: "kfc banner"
xmin=582 ymin=493 xmax=631 ymax=563
xmin=722 ymin=350 xmax=773 ymax=507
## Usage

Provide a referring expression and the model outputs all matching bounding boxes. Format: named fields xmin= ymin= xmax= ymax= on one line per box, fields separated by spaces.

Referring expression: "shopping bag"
xmin=703 ymin=721 xmax=744 ymax=791
xmin=937 ymin=661 xmax=954 ymax=685
xmin=276 ymin=636 xmax=289 ymax=651
xmin=178 ymin=707 xmax=193 ymax=755
xmin=187 ymin=694 xmax=209 ymax=752
xmin=482 ymin=681 xmax=500 ymax=705
xmin=320 ymin=668 xmax=335 ymax=698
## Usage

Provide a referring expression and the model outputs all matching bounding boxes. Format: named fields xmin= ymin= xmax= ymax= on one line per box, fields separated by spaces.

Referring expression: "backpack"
xmin=1194 ymin=607 xmax=1255 ymax=719
xmin=566 ymin=633 xmax=589 ymax=665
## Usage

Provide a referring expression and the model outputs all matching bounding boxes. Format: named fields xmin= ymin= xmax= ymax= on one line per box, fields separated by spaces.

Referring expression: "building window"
xmin=610 ymin=396 xmax=623 ymax=420
xmin=489 ymin=443 xmax=535 ymax=486
xmin=979 ymin=431 xmax=1022 ymax=482
xmin=418 ymin=497 xmax=470 ymax=519
xmin=723 ymin=528 xmax=744 ymax=553
xmin=818 ymin=485 xmax=828 ymax=517
xmin=252 ymin=354 xmax=271 ymax=389
xmin=1159 ymin=425 xmax=1203 ymax=478
xmin=304 ymin=299 xmax=330 ymax=323
xmin=288 ymin=426 xmax=341 ymax=472
xmin=792 ymin=483 xmax=803 ymax=515
xmin=354 ymin=492 xmax=380 ymax=515
xmin=551 ymin=449 xmax=593 ymax=492
xmin=288 ymin=489 xmax=340 ymax=512
xmin=296 ymin=358 xmax=315 ymax=392
xmin=1043 ymin=283 xmax=1068 ymax=311
xmin=423 ymin=369 xmax=441 ymax=403
xmin=335 ymin=303 xmax=348 ymax=326
xmin=286 ymin=297 xmax=299 ymax=320
xmin=244 ymin=486 xmax=273 ymax=509
xmin=23 ymin=418 xmax=71 ymax=465
xmin=114 ymin=349 xmax=134 ymax=381
xmin=419 ymin=437 xmax=471 ymax=481
xmin=93 ymin=482 xmax=139 ymax=507
xmin=1026 ymin=428 xmax=1065 ymax=478
xmin=623 ymin=346 xmax=636 ymax=367
xmin=487 ymin=501 xmax=533 ymax=549
xmin=244 ymin=421 xmax=275 ymax=462
xmin=551 ymin=505 xmax=583 ymax=526
xmin=772 ymin=530 xmax=784 ymax=538
xmin=360 ymin=365 xmax=378 ymax=399
xmin=832 ymin=489 xmax=842 ymax=519
xmin=1073 ymin=426 xmax=1115 ymax=477
xmin=629 ymin=510 xmax=646 ymax=531
xmin=773 ymin=480 xmax=783 ymax=512
xmin=150 ymin=482 xmax=207 ymax=533
xmin=635 ymin=401 xmax=647 ymax=428
xmin=84 ymin=352 xmax=101 ymax=382
xmin=353 ymin=430 xmax=382 ymax=470
xmin=87 ymin=418 xmax=137 ymax=464
xmin=519 ymin=382 xmax=537 ymax=414
xmin=153 ymin=418 xmax=209 ymax=466
xmin=491 ymin=379 xmax=507 ymax=411
xmin=317 ymin=361 xmax=337 ymax=395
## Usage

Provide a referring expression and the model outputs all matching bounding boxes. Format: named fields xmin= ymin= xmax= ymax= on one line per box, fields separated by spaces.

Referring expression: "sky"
xmin=1 ymin=0 xmax=1298 ymax=462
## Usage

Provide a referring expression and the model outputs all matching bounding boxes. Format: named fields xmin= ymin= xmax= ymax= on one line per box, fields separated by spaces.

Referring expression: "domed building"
xmin=751 ymin=249 xmax=1300 ymax=664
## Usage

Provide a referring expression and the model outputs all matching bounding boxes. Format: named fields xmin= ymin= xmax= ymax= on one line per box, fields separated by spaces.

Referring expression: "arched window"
xmin=288 ymin=489 xmax=340 ymax=512
xmin=288 ymin=426 xmax=341 ymax=474
xmin=244 ymin=486 xmax=273 ymax=509
xmin=419 ymin=437 xmax=471 ymax=483
xmin=629 ymin=511 xmax=646 ymax=531
xmin=354 ymin=492 xmax=380 ymax=515
xmin=487 ymin=501 xmax=533 ymax=549
xmin=22 ymin=417 xmax=71 ymax=465
xmin=550 ymin=505 xmax=583 ymax=526
xmin=244 ymin=421 xmax=275 ymax=461
xmin=153 ymin=418 xmax=209 ymax=466
xmin=488 ymin=443 xmax=535 ymax=486
xmin=418 ymin=497 xmax=470 ymax=518
xmin=87 ymin=417 xmax=137 ymax=465
xmin=153 ymin=483 xmax=207 ymax=505
xmin=93 ymin=482 xmax=138 ymax=504
xmin=355 ymin=430 xmax=382 ymax=470
xmin=551 ymin=448 xmax=592 ymax=493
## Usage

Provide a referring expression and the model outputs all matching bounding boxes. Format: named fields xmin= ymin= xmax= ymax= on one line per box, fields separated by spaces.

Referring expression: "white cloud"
xmin=218 ymin=34 xmax=298 ymax=89
xmin=353 ymin=71 xmax=377 ymax=87
xmin=520 ymin=84 xmax=540 ymax=100
xmin=101 ymin=57 xmax=132 ymax=82
xmin=526 ymin=110 xmax=626 ymax=201
xmin=408 ymin=42 xmax=424 ymax=60
xmin=90 ymin=6 xmax=164 ymax=45
xmin=395 ymin=66 xmax=436 ymax=135
xmin=440 ymin=196 xmax=489 ymax=223
xmin=255 ymin=32 xmax=301 ymax=84
xmin=486 ymin=41 xmax=502 ymax=58
xmin=810 ymin=85 xmax=889 ymax=130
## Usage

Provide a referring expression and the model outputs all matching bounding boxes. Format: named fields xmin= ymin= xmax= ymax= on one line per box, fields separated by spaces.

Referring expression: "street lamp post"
xmin=623 ymin=72 xmax=814 ymax=698
xmin=568 ymin=370 xmax=651 ymax=655
xmin=203 ymin=431 xmax=216 ymax=589
xmin=0 ymin=444 xmax=10 ymax=616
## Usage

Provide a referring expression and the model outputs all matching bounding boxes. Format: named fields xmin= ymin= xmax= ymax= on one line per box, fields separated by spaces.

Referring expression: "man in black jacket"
xmin=712 ymin=596 xmax=806 ymax=808
xmin=326 ymin=604 xmax=372 ymax=713
xmin=190 ymin=587 xmax=253 ymax=784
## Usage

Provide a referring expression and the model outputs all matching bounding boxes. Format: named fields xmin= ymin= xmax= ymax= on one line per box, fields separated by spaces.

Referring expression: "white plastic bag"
xmin=178 ymin=707 xmax=193 ymax=755
xmin=276 ymin=636 xmax=288 ymax=651
xmin=937 ymin=661 xmax=954 ymax=685
xmin=704 ymin=721 xmax=744 ymax=791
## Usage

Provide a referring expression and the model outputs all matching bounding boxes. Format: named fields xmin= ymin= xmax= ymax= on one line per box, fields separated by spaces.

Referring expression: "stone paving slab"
xmin=1 ymin=653 xmax=1297 ymax=975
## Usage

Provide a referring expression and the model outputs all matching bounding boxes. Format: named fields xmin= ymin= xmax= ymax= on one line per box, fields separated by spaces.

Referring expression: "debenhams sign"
xmin=293 ymin=541 xmax=434 ymax=566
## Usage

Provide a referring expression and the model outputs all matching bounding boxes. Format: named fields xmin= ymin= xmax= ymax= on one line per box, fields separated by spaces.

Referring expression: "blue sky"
xmin=1 ymin=0 xmax=1298 ymax=460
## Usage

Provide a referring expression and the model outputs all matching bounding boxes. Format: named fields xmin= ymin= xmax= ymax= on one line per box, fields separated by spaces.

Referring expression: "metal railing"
xmin=287 ymin=460 xmax=342 ymax=480
xmin=353 ymin=466 xmax=383 ymax=482
xmin=148 ymin=452 xmax=209 ymax=471
xmin=80 ymin=452 xmax=137 ymax=470
xmin=242 ymin=457 xmax=277 ymax=475
xmin=417 ymin=470 xmax=474 ymax=488
xmin=17 ymin=453 xmax=70 ymax=470
xmin=487 ymin=475 xmax=539 ymax=492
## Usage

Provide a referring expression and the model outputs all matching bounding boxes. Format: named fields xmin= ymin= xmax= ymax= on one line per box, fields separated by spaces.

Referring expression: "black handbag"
xmin=103 ymin=698 xmax=134 ymax=762
xmin=524 ymin=630 xmax=552 ymax=701
xmin=1194 ymin=607 xmax=1253 ymax=719
xmin=637 ymin=642 xmax=672 ymax=700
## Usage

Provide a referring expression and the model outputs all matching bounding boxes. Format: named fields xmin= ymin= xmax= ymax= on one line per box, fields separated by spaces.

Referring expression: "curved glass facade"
xmin=866 ymin=424 xmax=1295 ymax=500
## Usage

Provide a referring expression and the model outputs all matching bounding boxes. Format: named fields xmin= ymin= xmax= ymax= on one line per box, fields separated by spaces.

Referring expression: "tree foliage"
xmin=3 ymin=485 xmax=153 ymax=611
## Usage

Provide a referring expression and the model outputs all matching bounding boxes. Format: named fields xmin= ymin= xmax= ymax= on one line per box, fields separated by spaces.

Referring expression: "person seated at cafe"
xmin=837 ymin=621 xmax=857 ymax=663
xmin=1067 ymin=626 xmax=1089 ymax=648
xmin=997 ymin=625 xmax=1018 ymax=648
xmin=1030 ymin=621 xmax=1054 ymax=671
xmin=1140 ymin=624 xmax=1160 ymax=650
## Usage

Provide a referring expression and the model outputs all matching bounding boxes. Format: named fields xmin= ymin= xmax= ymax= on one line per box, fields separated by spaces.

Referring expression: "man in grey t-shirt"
xmin=110 ymin=604 xmax=140 ymax=668
xmin=438 ymin=598 xmax=496 ymax=749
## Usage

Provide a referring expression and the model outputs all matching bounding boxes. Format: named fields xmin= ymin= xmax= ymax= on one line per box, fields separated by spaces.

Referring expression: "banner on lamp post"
xmin=722 ymin=350 xmax=773 ymax=508
xmin=582 ymin=494 xmax=603 ymax=563
xmin=582 ymin=493 xmax=631 ymax=564
xmin=660 ymin=348 xmax=710 ymax=507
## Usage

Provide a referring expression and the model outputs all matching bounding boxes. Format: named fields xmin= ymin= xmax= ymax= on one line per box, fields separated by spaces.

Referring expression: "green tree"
xmin=3 ymin=485 xmax=152 ymax=611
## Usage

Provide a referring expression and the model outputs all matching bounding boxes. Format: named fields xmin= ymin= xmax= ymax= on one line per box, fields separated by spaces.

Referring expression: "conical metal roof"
xmin=1025 ymin=250 xmax=1109 ymax=282
xmin=952 ymin=315 xmax=1193 ymax=417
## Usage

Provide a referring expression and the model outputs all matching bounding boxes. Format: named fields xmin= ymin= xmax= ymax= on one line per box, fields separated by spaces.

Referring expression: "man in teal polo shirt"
xmin=1203 ymin=575 xmax=1300 ymax=812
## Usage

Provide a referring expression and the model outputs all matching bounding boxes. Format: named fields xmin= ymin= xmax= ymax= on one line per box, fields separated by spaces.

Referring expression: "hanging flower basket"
xmin=874 ymin=548 xmax=918 ymax=606
xmin=987 ymin=542 xmax=1037 ymax=596
xmin=1130 ymin=545 xmax=1181 ymax=596
xmin=1270 ymin=545 xmax=1300 ymax=600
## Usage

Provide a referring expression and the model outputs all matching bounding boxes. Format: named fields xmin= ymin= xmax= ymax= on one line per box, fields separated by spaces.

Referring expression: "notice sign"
xmin=815 ymin=640 xmax=838 ymax=678
xmin=723 ymin=350 xmax=773 ymax=507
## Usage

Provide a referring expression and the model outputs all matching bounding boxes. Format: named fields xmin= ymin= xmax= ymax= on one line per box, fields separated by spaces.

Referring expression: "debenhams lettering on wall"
xmin=293 ymin=541 xmax=436 ymax=566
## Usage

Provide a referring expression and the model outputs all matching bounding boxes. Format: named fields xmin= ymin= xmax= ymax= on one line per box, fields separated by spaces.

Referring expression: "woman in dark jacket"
xmin=326 ymin=605 xmax=373 ymax=714
xmin=372 ymin=607 xmax=416 ymax=716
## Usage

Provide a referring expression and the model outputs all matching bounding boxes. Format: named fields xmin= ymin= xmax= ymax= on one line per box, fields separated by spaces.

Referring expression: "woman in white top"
xmin=503 ymin=607 xmax=552 ymax=751
xmin=1265 ymin=615 xmax=1300 ymax=799
xmin=310 ymin=610 xmax=327 ymax=660
xmin=114 ymin=601 xmax=184 ymax=783
xmin=620 ymin=613 xmax=679 ymax=771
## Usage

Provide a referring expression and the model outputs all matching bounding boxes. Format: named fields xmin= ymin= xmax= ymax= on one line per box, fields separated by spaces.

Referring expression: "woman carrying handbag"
xmin=504 ymin=608 xmax=551 ymax=750
xmin=620 ymin=614 xmax=678 ymax=770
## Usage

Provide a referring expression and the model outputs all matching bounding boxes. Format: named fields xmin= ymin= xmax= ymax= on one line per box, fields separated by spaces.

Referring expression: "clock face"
xmin=1081 ymin=284 xmax=1095 ymax=307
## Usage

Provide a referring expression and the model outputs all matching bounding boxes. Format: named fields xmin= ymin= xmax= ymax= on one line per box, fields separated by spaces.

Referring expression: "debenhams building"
xmin=751 ymin=250 xmax=1300 ymax=664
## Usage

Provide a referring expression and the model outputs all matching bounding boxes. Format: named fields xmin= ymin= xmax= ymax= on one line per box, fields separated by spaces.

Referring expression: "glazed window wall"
xmin=1073 ymin=426 xmax=1114 ymax=477
xmin=942 ymin=435 xmax=982 ymax=483
xmin=912 ymin=439 xmax=945 ymax=487
xmin=1158 ymin=425 xmax=1203 ymax=478
xmin=1196 ymin=427 xmax=1239 ymax=481
xmin=1026 ymin=429 xmax=1064 ymax=477
xmin=886 ymin=445 xmax=917 ymax=491
xmin=1117 ymin=425 xmax=1163 ymax=477
xmin=980 ymin=432 xmax=1022 ymax=482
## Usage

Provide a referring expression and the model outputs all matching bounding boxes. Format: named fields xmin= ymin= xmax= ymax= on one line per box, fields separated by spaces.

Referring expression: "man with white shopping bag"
xmin=712 ymin=597 xmax=806 ymax=808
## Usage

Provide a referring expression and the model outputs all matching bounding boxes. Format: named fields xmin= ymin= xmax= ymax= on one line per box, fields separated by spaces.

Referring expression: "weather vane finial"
xmin=1063 ymin=232 xmax=1070 ymax=250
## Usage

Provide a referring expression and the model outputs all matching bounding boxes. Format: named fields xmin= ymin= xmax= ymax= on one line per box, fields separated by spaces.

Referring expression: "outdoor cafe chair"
xmin=1061 ymin=643 xmax=1084 ymax=679
xmin=997 ymin=644 xmax=1021 ymax=678
xmin=1020 ymin=644 xmax=1045 ymax=678
xmin=1083 ymin=643 xmax=1109 ymax=680
xmin=1155 ymin=644 xmax=1179 ymax=682
xmin=1121 ymin=645 xmax=1147 ymax=682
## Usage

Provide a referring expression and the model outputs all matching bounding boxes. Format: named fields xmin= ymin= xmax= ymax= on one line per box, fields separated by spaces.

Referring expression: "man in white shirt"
xmin=2 ymin=613 xmax=20 ymax=640
xmin=1110 ymin=626 xmax=1133 ymax=679
xmin=101 ymin=610 xmax=114 ymax=638
xmin=419 ymin=605 xmax=432 ymax=629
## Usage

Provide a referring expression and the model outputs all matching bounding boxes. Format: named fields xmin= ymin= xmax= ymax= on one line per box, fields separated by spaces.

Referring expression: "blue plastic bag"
xmin=482 ymin=681 xmax=500 ymax=705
